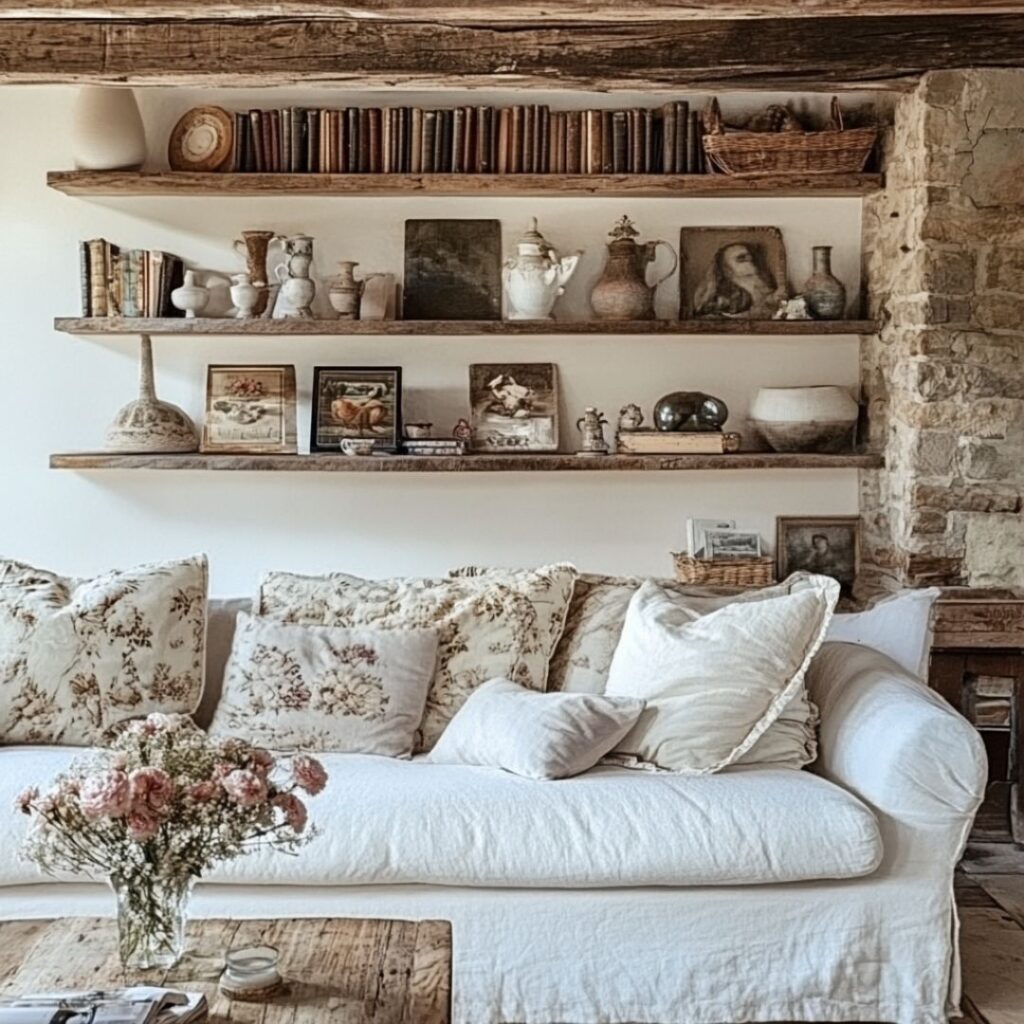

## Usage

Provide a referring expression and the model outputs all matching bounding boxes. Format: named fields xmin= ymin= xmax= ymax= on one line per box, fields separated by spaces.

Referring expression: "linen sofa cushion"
xmin=426 ymin=677 xmax=644 ymax=779
xmin=0 ymin=555 xmax=207 ymax=746
xmin=209 ymin=612 xmax=438 ymax=756
xmin=1 ymin=746 xmax=882 ymax=889
xmin=257 ymin=564 xmax=577 ymax=750
xmin=606 ymin=576 xmax=839 ymax=773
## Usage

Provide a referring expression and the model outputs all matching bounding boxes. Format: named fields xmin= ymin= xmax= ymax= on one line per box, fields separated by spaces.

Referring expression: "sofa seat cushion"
xmin=3 ymin=747 xmax=881 ymax=889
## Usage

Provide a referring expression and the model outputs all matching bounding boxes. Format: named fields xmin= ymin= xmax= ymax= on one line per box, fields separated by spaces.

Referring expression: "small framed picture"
xmin=310 ymin=366 xmax=402 ymax=454
xmin=775 ymin=516 xmax=860 ymax=594
xmin=201 ymin=365 xmax=296 ymax=454
xmin=687 ymin=517 xmax=736 ymax=557
xmin=704 ymin=529 xmax=763 ymax=561
xmin=469 ymin=363 xmax=559 ymax=453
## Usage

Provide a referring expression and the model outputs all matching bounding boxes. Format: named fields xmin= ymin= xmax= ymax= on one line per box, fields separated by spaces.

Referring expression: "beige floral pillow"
xmin=257 ymin=564 xmax=577 ymax=750
xmin=0 ymin=555 xmax=208 ymax=746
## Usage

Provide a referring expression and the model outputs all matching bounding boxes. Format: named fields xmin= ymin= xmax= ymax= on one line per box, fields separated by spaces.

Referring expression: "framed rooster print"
xmin=310 ymin=366 xmax=403 ymax=454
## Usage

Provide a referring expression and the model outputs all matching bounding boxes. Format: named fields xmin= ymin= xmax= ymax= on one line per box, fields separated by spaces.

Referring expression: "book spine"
xmin=661 ymin=102 xmax=675 ymax=174
xmin=230 ymin=112 xmax=242 ymax=172
xmin=106 ymin=244 xmax=121 ymax=317
xmin=551 ymin=112 xmax=564 ymax=174
xmin=345 ymin=108 xmax=357 ymax=173
xmin=290 ymin=107 xmax=304 ymax=172
xmin=438 ymin=109 xmax=452 ymax=173
xmin=476 ymin=106 xmax=490 ymax=173
xmin=120 ymin=249 xmax=138 ymax=318
xmin=157 ymin=254 xmax=176 ymax=316
xmin=452 ymin=106 xmax=465 ymax=174
xmin=411 ymin=108 xmax=423 ymax=174
xmin=371 ymin=108 xmax=383 ymax=174
xmin=674 ymin=101 xmax=688 ymax=174
xmin=261 ymin=110 xmax=274 ymax=172
xmin=334 ymin=109 xmax=346 ymax=173
xmin=497 ymin=108 xmax=510 ymax=174
xmin=87 ymin=239 xmax=107 ymax=316
xmin=587 ymin=110 xmax=602 ymax=174
xmin=510 ymin=105 xmax=523 ymax=174
xmin=399 ymin=107 xmax=409 ymax=173
xmin=422 ymin=110 xmax=437 ymax=173
xmin=539 ymin=105 xmax=550 ymax=173
xmin=359 ymin=108 xmax=371 ymax=172
xmin=688 ymin=109 xmax=700 ymax=173
xmin=281 ymin=109 xmax=291 ymax=174
xmin=566 ymin=110 xmax=580 ymax=174
xmin=270 ymin=109 xmax=281 ymax=172
xmin=611 ymin=111 xmax=627 ymax=173
xmin=600 ymin=110 xmax=613 ymax=173
xmin=642 ymin=108 xmax=653 ymax=173
xmin=79 ymin=240 xmax=91 ymax=317
xmin=249 ymin=110 xmax=263 ymax=172
xmin=523 ymin=105 xmax=534 ymax=175
xmin=628 ymin=109 xmax=640 ymax=173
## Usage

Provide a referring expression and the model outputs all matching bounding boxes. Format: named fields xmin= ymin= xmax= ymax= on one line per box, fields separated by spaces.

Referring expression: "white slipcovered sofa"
xmin=1 ymin=601 xmax=987 ymax=1024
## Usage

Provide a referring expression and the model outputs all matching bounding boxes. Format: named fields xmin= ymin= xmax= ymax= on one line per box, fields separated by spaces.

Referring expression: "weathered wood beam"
xmin=3 ymin=14 xmax=1024 ymax=89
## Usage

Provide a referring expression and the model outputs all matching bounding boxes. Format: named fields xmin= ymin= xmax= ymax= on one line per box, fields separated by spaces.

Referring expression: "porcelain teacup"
xmin=340 ymin=438 xmax=375 ymax=456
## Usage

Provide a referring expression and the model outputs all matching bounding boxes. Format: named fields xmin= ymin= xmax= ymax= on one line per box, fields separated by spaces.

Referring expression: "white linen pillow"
xmin=210 ymin=612 xmax=438 ymax=755
xmin=826 ymin=588 xmax=940 ymax=680
xmin=605 ymin=576 xmax=839 ymax=774
xmin=427 ymin=678 xmax=644 ymax=779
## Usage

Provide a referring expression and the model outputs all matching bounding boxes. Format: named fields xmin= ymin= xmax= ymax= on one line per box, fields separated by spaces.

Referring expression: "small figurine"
xmin=617 ymin=403 xmax=644 ymax=433
xmin=576 ymin=407 xmax=610 ymax=457
xmin=452 ymin=417 xmax=472 ymax=443
xmin=773 ymin=295 xmax=814 ymax=321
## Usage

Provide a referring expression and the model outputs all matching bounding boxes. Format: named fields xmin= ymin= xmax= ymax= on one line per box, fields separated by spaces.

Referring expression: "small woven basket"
xmin=671 ymin=553 xmax=776 ymax=588
xmin=701 ymin=97 xmax=877 ymax=176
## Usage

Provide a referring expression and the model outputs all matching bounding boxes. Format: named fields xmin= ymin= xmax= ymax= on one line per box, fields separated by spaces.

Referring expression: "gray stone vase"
xmin=801 ymin=246 xmax=847 ymax=319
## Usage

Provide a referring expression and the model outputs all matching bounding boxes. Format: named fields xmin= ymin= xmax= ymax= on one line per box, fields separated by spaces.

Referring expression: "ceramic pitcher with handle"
xmin=590 ymin=215 xmax=677 ymax=321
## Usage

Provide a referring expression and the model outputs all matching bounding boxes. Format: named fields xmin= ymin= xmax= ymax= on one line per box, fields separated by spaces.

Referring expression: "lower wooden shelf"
xmin=49 ymin=452 xmax=884 ymax=473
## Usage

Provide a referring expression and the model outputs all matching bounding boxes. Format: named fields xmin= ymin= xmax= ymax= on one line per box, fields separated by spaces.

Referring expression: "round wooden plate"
xmin=168 ymin=105 xmax=234 ymax=172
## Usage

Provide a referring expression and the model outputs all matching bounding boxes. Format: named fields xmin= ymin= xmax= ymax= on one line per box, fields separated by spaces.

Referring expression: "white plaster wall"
xmin=0 ymin=86 xmax=865 ymax=595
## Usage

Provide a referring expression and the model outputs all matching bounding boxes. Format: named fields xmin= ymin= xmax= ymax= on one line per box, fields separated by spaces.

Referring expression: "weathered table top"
xmin=0 ymin=917 xmax=451 ymax=1024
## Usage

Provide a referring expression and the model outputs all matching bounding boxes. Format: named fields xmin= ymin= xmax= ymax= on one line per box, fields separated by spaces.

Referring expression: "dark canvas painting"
xmin=404 ymin=219 xmax=502 ymax=320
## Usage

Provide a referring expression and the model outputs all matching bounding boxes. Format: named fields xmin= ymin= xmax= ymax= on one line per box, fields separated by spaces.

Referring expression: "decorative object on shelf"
xmin=168 ymin=106 xmax=233 ymax=172
xmin=328 ymin=260 xmax=364 ymax=320
xmin=104 ymin=336 xmax=199 ymax=453
xmin=653 ymin=391 xmax=729 ymax=432
xmin=503 ymin=218 xmax=581 ymax=321
xmin=16 ymin=713 xmax=326 ymax=970
xmin=776 ymin=515 xmax=860 ymax=596
xmin=360 ymin=273 xmax=397 ymax=321
xmin=590 ymin=215 xmax=677 ymax=321
xmin=799 ymin=245 xmax=847 ymax=319
xmin=704 ymin=529 xmax=763 ymax=560
xmin=617 ymin=403 xmax=644 ymax=433
xmin=687 ymin=517 xmax=736 ymax=557
xmin=575 ymin=407 xmax=610 ymax=457
xmin=201 ymin=364 xmax=297 ymax=454
xmin=749 ymin=385 xmax=858 ymax=452
xmin=773 ymin=295 xmax=814 ymax=320
xmin=405 ymin=421 xmax=433 ymax=439
xmin=80 ymin=238 xmax=185 ymax=318
xmin=310 ymin=366 xmax=402 ymax=454
xmin=671 ymin=551 xmax=776 ymax=587
xmin=233 ymin=230 xmax=276 ymax=316
xmin=469 ymin=363 xmax=559 ymax=453
xmin=220 ymin=944 xmax=284 ymax=1002
xmin=340 ymin=438 xmax=376 ymax=456
xmin=616 ymin=430 xmax=741 ymax=455
xmin=404 ymin=219 xmax=502 ymax=320
xmin=271 ymin=233 xmax=316 ymax=318
xmin=404 ymin=438 xmax=468 ymax=457
xmin=452 ymin=417 xmax=473 ymax=443
xmin=70 ymin=87 xmax=146 ymax=171
xmin=229 ymin=272 xmax=260 ymax=319
xmin=680 ymin=226 xmax=789 ymax=319
xmin=170 ymin=269 xmax=210 ymax=319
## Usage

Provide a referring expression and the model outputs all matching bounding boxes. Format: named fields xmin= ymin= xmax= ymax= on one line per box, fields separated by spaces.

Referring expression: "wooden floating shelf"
xmin=50 ymin=452 xmax=884 ymax=473
xmin=46 ymin=170 xmax=884 ymax=199
xmin=54 ymin=317 xmax=877 ymax=337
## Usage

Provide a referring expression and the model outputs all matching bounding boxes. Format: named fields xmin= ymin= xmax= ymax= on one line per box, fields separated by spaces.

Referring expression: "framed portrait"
xmin=679 ymin=226 xmax=789 ymax=319
xmin=469 ymin=363 xmax=559 ymax=453
xmin=201 ymin=365 xmax=296 ymax=454
xmin=775 ymin=516 xmax=860 ymax=595
xmin=310 ymin=366 xmax=402 ymax=454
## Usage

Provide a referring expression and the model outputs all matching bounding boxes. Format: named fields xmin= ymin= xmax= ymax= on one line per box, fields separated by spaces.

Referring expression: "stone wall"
xmin=861 ymin=69 xmax=1024 ymax=595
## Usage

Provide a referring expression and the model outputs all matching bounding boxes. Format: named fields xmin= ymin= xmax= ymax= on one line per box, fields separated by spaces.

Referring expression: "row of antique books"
xmin=229 ymin=103 xmax=708 ymax=175
xmin=79 ymin=239 xmax=185 ymax=317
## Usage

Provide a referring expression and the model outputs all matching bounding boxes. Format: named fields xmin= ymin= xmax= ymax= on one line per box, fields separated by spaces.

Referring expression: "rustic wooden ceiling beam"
xmin=3 ymin=13 xmax=1024 ymax=89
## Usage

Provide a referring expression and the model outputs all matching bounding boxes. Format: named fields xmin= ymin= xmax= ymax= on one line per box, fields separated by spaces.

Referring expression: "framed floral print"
xmin=201 ymin=365 xmax=297 ymax=454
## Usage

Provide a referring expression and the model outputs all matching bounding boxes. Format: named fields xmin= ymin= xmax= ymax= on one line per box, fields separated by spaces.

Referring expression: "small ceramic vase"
xmin=328 ymin=261 xmax=364 ymax=320
xmin=170 ymin=270 xmax=210 ymax=319
xmin=71 ymin=87 xmax=147 ymax=171
xmin=233 ymin=230 xmax=276 ymax=316
xmin=800 ymin=246 xmax=847 ymax=320
xmin=229 ymin=273 xmax=260 ymax=319
xmin=749 ymin=385 xmax=858 ymax=452
xmin=590 ymin=216 xmax=677 ymax=321
xmin=503 ymin=218 xmax=581 ymax=321
xmin=272 ymin=234 xmax=316 ymax=318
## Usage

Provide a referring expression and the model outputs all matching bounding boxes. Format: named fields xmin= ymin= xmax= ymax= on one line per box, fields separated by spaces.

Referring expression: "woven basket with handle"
xmin=671 ymin=552 xmax=776 ymax=588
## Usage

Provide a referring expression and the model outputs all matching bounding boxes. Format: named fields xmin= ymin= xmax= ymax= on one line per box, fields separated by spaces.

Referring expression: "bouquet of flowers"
xmin=16 ymin=712 xmax=327 ymax=970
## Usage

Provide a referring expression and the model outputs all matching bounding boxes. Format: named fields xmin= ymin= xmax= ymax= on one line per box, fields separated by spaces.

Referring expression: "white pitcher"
xmin=503 ymin=218 xmax=581 ymax=321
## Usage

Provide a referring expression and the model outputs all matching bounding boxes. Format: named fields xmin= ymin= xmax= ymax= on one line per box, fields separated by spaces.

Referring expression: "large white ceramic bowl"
xmin=749 ymin=385 xmax=858 ymax=453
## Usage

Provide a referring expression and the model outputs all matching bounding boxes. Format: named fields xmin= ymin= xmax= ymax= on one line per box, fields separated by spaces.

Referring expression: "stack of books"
xmin=79 ymin=239 xmax=185 ymax=318
xmin=0 ymin=987 xmax=207 ymax=1024
xmin=228 ymin=102 xmax=707 ymax=175
xmin=402 ymin=439 xmax=468 ymax=457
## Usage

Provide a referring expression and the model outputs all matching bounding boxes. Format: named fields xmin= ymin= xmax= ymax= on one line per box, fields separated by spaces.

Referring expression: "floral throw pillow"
xmin=0 ymin=555 xmax=208 ymax=746
xmin=257 ymin=563 xmax=578 ymax=750
xmin=209 ymin=613 xmax=439 ymax=755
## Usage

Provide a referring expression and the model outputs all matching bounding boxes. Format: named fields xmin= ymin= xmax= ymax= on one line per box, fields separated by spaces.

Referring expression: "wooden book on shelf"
xmin=616 ymin=431 xmax=743 ymax=455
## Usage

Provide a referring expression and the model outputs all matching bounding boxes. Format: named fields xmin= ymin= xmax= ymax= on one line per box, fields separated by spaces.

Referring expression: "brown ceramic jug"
xmin=590 ymin=216 xmax=677 ymax=321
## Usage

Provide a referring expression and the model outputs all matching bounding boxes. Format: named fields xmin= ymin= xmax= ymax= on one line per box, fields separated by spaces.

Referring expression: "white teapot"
xmin=503 ymin=218 xmax=581 ymax=321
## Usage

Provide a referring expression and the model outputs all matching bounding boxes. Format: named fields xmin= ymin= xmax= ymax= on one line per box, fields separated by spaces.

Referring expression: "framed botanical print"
xmin=310 ymin=366 xmax=402 ymax=454
xmin=468 ymin=362 xmax=559 ymax=453
xmin=775 ymin=515 xmax=860 ymax=595
xmin=201 ymin=365 xmax=296 ymax=454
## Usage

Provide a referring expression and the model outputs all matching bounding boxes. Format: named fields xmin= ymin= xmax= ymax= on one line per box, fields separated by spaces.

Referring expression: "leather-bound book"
xmin=521 ymin=105 xmax=533 ymax=175
xmin=437 ymin=109 xmax=451 ymax=172
xmin=399 ymin=107 xmax=409 ymax=173
xmin=510 ymin=106 xmax=523 ymax=173
xmin=269 ymin=109 xmax=281 ymax=172
xmin=661 ymin=102 xmax=675 ymax=174
xmin=477 ymin=106 xmax=491 ymax=173
xmin=281 ymin=109 xmax=291 ymax=173
xmin=290 ymin=107 xmax=305 ymax=171
xmin=611 ymin=111 xmax=627 ymax=173
xmin=532 ymin=105 xmax=543 ymax=173
xmin=586 ymin=110 xmax=602 ymax=174
xmin=231 ymin=112 xmax=244 ymax=172
xmin=381 ymin=108 xmax=391 ymax=173
xmin=261 ymin=110 xmax=274 ymax=172
xmin=674 ymin=101 xmax=688 ymax=174
xmin=628 ymin=109 xmax=641 ymax=173
xmin=497 ymin=108 xmax=511 ymax=173
xmin=410 ymin=108 xmax=423 ymax=174
xmin=452 ymin=106 xmax=465 ymax=173
xmin=422 ymin=110 xmax=437 ymax=172
xmin=366 ymin=108 xmax=380 ymax=173
xmin=642 ymin=108 xmax=654 ymax=172
xmin=566 ymin=111 xmax=581 ymax=173
xmin=357 ymin=108 xmax=369 ymax=172
xmin=303 ymin=109 xmax=317 ymax=172
xmin=86 ymin=239 xmax=107 ymax=316
xmin=249 ymin=110 xmax=263 ymax=172
xmin=601 ymin=110 xmax=613 ymax=173
xmin=463 ymin=106 xmax=475 ymax=174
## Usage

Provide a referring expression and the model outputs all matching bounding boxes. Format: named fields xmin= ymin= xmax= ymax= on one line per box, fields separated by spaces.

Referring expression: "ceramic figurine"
xmin=618 ymin=403 xmax=645 ymax=432
xmin=503 ymin=218 xmax=582 ymax=321
xmin=590 ymin=215 xmax=677 ymax=321
xmin=773 ymin=296 xmax=814 ymax=320
xmin=272 ymin=234 xmax=316 ymax=318
xmin=229 ymin=273 xmax=259 ymax=319
xmin=70 ymin=87 xmax=147 ymax=171
xmin=800 ymin=245 xmax=847 ymax=319
xmin=653 ymin=391 xmax=729 ymax=432
xmin=576 ymin=407 xmax=610 ymax=456
xmin=452 ymin=418 xmax=473 ymax=443
xmin=328 ymin=261 xmax=364 ymax=320
xmin=749 ymin=385 xmax=858 ymax=452
xmin=233 ymin=230 xmax=276 ymax=316
xmin=170 ymin=269 xmax=210 ymax=319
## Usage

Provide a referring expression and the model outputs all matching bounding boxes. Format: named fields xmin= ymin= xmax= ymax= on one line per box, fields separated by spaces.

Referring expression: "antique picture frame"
xmin=310 ymin=366 xmax=403 ymax=454
xmin=468 ymin=363 xmax=559 ymax=453
xmin=775 ymin=515 xmax=860 ymax=595
xmin=200 ymin=365 xmax=297 ymax=454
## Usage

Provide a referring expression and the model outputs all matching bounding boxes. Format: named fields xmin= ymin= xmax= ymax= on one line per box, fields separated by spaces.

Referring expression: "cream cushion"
xmin=606 ymin=576 xmax=839 ymax=773
xmin=427 ymin=677 xmax=644 ymax=779
xmin=209 ymin=613 xmax=438 ymax=755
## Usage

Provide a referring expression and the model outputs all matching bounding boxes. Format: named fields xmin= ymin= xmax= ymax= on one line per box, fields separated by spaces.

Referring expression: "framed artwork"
xmin=468 ymin=363 xmax=559 ymax=453
xmin=201 ymin=365 xmax=296 ymax=454
xmin=310 ymin=366 xmax=402 ymax=454
xmin=679 ymin=226 xmax=789 ymax=319
xmin=704 ymin=529 xmax=763 ymax=561
xmin=403 ymin=219 xmax=502 ymax=320
xmin=775 ymin=516 xmax=860 ymax=595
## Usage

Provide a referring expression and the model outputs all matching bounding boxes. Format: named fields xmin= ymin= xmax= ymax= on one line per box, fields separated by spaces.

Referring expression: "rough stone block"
xmin=965 ymin=512 xmax=1024 ymax=588
xmin=963 ymin=130 xmax=1024 ymax=208
xmin=922 ymin=250 xmax=976 ymax=296
xmin=974 ymin=292 xmax=1024 ymax=332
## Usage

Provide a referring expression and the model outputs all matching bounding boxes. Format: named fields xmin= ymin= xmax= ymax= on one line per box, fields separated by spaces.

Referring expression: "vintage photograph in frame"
xmin=403 ymin=219 xmax=502 ymax=320
xmin=200 ymin=365 xmax=296 ymax=454
xmin=775 ymin=515 xmax=860 ymax=595
xmin=704 ymin=529 xmax=763 ymax=561
xmin=468 ymin=363 xmax=559 ymax=453
xmin=679 ymin=226 xmax=789 ymax=320
xmin=310 ymin=366 xmax=402 ymax=454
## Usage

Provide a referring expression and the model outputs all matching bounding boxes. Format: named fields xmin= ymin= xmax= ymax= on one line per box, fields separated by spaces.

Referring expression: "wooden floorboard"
xmin=958 ymin=905 xmax=1024 ymax=1024
xmin=976 ymin=874 xmax=1024 ymax=929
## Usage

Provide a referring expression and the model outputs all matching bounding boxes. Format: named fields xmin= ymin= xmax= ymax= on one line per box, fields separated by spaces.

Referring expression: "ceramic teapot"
xmin=503 ymin=218 xmax=581 ymax=321
xmin=590 ymin=215 xmax=677 ymax=321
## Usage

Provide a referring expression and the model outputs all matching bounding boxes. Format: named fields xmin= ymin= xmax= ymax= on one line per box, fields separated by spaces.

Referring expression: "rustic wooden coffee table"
xmin=0 ymin=917 xmax=451 ymax=1024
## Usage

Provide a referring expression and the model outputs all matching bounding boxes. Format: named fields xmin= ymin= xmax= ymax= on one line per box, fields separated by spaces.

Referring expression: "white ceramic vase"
xmin=171 ymin=270 xmax=210 ymax=319
xmin=749 ymin=385 xmax=858 ymax=453
xmin=71 ymin=87 xmax=147 ymax=171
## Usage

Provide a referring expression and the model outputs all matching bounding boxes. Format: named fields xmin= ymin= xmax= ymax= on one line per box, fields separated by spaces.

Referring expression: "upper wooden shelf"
xmin=54 ymin=317 xmax=877 ymax=337
xmin=46 ymin=171 xmax=884 ymax=199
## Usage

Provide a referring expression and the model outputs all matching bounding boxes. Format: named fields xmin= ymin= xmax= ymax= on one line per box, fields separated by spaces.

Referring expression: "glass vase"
xmin=110 ymin=871 xmax=194 ymax=970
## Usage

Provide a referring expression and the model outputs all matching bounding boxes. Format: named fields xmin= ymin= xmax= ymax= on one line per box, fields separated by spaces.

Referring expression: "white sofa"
xmin=0 ymin=601 xmax=987 ymax=1024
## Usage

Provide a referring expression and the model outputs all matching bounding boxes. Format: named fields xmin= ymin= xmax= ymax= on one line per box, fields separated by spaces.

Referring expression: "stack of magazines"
xmin=0 ymin=988 xmax=207 ymax=1024
xmin=402 ymin=438 xmax=467 ymax=457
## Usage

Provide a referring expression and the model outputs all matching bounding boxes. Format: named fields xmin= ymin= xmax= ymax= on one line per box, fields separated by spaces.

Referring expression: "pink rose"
xmin=129 ymin=768 xmax=175 ymax=816
xmin=187 ymin=780 xmax=219 ymax=803
xmin=250 ymin=748 xmax=275 ymax=775
xmin=222 ymin=769 xmax=267 ymax=807
xmin=126 ymin=810 xmax=160 ymax=841
xmin=291 ymin=755 xmax=328 ymax=796
xmin=80 ymin=770 xmax=132 ymax=819
xmin=14 ymin=786 xmax=38 ymax=815
xmin=272 ymin=792 xmax=308 ymax=834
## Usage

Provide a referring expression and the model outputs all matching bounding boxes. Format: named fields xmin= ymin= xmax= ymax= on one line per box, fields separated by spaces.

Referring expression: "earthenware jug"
xmin=328 ymin=261 xmax=364 ymax=320
xmin=504 ymin=218 xmax=582 ymax=320
xmin=590 ymin=215 xmax=677 ymax=321
xmin=800 ymin=245 xmax=847 ymax=319
xmin=272 ymin=234 xmax=316 ymax=318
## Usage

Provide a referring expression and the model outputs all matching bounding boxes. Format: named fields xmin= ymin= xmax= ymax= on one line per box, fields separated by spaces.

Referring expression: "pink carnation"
xmin=129 ymin=767 xmax=175 ymax=816
xmin=291 ymin=755 xmax=328 ymax=796
xmin=222 ymin=769 xmax=267 ymax=807
xmin=126 ymin=810 xmax=160 ymax=841
xmin=80 ymin=770 xmax=132 ymax=819
xmin=250 ymin=748 xmax=275 ymax=776
xmin=187 ymin=780 xmax=219 ymax=803
xmin=14 ymin=786 xmax=38 ymax=815
xmin=272 ymin=792 xmax=308 ymax=834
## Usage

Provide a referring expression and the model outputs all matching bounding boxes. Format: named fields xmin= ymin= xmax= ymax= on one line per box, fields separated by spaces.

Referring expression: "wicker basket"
xmin=702 ymin=97 xmax=877 ymax=176
xmin=671 ymin=552 xmax=776 ymax=588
